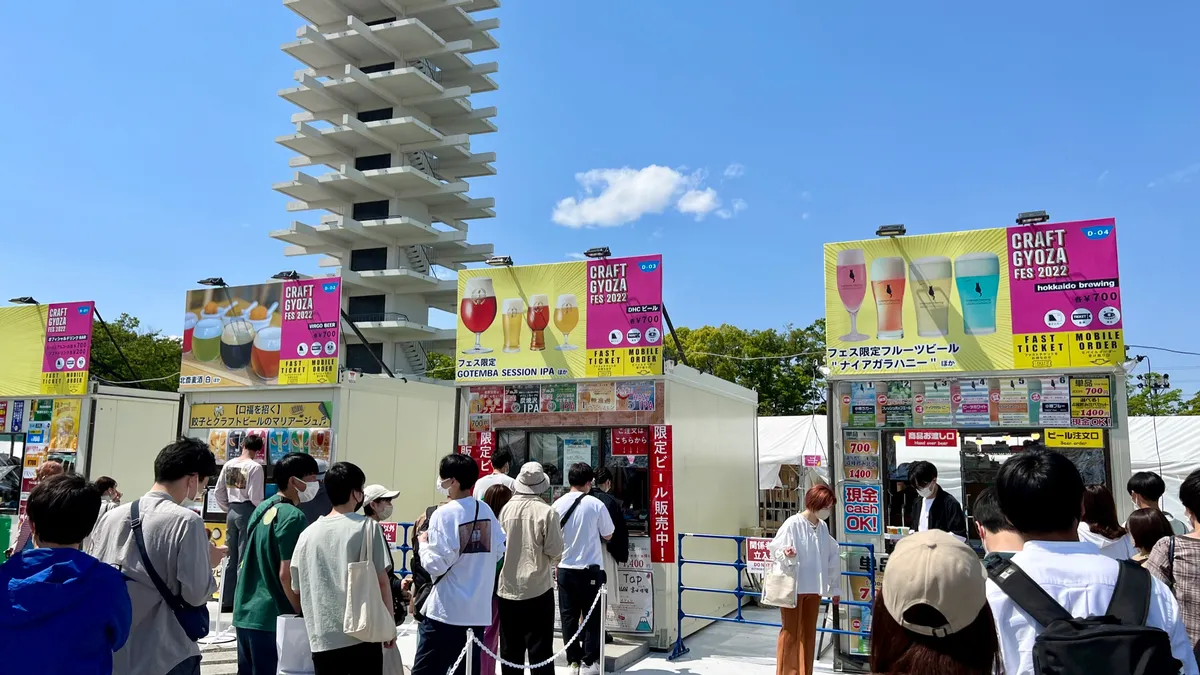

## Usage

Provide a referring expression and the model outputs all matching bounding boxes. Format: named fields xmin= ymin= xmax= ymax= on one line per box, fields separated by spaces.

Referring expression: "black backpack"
xmin=987 ymin=557 xmax=1182 ymax=675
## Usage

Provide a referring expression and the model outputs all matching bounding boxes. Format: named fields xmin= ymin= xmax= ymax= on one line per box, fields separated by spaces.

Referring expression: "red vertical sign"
xmin=477 ymin=431 xmax=495 ymax=475
xmin=650 ymin=424 xmax=675 ymax=563
xmin=611 ymin=427 xmax=650 ymax=456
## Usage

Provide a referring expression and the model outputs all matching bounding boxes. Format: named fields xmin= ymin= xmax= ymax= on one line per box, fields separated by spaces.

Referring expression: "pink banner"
xmin=585 ymin=255 xmax=663 ymax=350
xmin=1008 ymin=218 xmax=1121 ymax=334
xmin=279 ymin=279 xmax=342 ymax=385
xmin=41 ymin=301 xmax=95 ymax=394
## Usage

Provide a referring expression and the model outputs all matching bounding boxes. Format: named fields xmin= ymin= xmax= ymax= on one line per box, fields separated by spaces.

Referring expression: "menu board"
xmin=842 ymin=430 xmax=881 ymax=481
xmin=1070 ymin=377 xmax=1112 ymax=427
xmin=915 ymin=380 xmax=953 ymax=427
xmin=880 ymin=381 xmax=913 ymax=427
xmin=540 ymin=383 xmax=578 ymax=412
xmin=615 ymin=381 xmax=655 ymax=411
xmin=955 ymin=378 xmax=992 ymax=427
xmin=504 ymin=384 xmax=541 ymax=414
xmin=1035 ymin=376 xmax=1071 ymax=426
xmin=849 ymin=382 xmax=878 ymax=427
xmin=578 ymin=382 xmax=617 ymax=412
xmin=468 ymin=386 xmax=505 ymax=414
xmin=997 ymin=378 xmax=1030 ymax=426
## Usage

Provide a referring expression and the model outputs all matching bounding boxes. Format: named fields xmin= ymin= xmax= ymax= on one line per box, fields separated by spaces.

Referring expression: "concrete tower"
xmin=272 ymin=0 xmax=498 ymax=376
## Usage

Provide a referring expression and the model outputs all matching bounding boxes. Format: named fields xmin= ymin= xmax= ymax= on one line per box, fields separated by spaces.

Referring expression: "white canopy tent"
xmin=758 ymin=415 xmax=1200 ymax=520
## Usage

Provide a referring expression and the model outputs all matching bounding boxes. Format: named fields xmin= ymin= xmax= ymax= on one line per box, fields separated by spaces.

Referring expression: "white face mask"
xmin=376 ymin=503 xmax=394 ymax=520
xmin=816 ymin=508 xmax=832 ymax=521
xmin=917 ymin=486 xmax=934 ymax=499
xmin=435 ymin=478 xmax=450 ymax=497
xmin=297 ymin=479 xmax=319 ymax=503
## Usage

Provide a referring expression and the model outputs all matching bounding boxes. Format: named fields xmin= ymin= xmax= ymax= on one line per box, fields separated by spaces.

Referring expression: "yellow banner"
xmin=824 ymin=219 xmax=1123 ymax=375
xmin=187 ymin=402 xmax=330 ymax=429
xmin=456 ymin=256 xmax=664 ymax=383
xmin=0 ymin=305 xmax=49 ymax=397
xmin=48 ymin=399 xmax=81 ymax=451
xmin=1045 ymin=428 xmax=1105 ymax=448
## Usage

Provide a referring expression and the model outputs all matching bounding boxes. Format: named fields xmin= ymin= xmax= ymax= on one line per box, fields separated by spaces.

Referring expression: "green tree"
xmin=425 ymin=351 xmax=455 ymax=380
xmin=1124 ymin=372 xmax=1200 ymax=416
xmin=663 ymin=319 xmax=826 ymax=416
xmin=90 ymin=314 xmax=182 ymax=392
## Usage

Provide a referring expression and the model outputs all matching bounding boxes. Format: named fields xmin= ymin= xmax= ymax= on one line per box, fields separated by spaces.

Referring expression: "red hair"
xmin=805 ymin=483 xmax=836 ymax=512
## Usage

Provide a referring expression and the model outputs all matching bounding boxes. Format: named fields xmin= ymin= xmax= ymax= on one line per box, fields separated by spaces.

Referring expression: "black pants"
xmin=236 ymin=627 xmax=277 ymax=675
xmin=312 ymin=641 xmax=382 ymax=675
xmin=412 ymin=617 xmax=484 ymax=675
xmin=499 ymin=590 xmax=556 ymax=675
xmin=558 ymin=567 xmax=603 ymax=667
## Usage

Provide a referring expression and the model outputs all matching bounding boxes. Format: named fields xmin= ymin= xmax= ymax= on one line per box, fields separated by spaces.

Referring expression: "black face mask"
xmin=353 ymin=492 xmax=364 ymax=512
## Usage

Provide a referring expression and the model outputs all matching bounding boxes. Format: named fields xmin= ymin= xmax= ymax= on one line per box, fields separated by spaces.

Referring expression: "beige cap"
xmin=881 ymin=530 xmax=987 ymax=637
xmin=363 ymin=484 xmax=400 ymax=503
xmin=514 ymin=462 xmax=550 ymax=495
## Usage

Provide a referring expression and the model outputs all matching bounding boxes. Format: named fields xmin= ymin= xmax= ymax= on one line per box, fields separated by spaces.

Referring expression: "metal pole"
xmin=465 ymin=629 xmax=474 ymax=675
xmin=599 ymin=584 xmax=608 ymax=673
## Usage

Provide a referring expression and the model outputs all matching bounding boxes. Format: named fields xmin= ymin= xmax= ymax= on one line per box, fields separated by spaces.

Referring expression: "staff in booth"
xmin=767 ymin=483 xmax=841 ymax=675
xmin=905 ymin=461 xmax=968 ymax=542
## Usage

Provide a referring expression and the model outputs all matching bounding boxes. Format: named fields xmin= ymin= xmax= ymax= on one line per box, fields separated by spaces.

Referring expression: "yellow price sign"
xmin=1045 ymin=429 xmax=1104 ymax=449
xmin=1070 ymin=377 xmax=1111 ymax=397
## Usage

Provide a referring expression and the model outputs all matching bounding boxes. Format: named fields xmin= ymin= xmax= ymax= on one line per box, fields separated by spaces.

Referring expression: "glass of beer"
xmin=554 ymin=294 xmax=579 ymax=350
xmin=460 ymin=277 xmax=497 ymax=354
xmin=836 ymin=249 xmax=868 ymax=341
xmin=955 ymin=252 xmax=1000 ymax=335
xmin=501 ymin=298 xmax=524 ymax=353
xmin=910 ymin=257 xmax=953 ymax=337
xmin=870 ymin=256 xmax=906 ymax=340
xmin=526 ymin=294 xmax=550 ymax=351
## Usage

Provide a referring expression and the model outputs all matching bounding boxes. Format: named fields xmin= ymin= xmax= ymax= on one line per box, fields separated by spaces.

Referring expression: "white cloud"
xmin=715 ymin=198 xmax=749 ymax=220
xmin=566 ymin=252 xmax=588 ymax=260
xmin=1148 ymin=162 xmax=1200 ymax=188
xmin=732 ymin=198 xmax=748 ymax=213
xmin=552 ymin=165 xmax=726 ymax=227
xmin=677 ymin=188 xmax=721 ymax=220
xmin=723 ymin=163 xmax=745 ymax=179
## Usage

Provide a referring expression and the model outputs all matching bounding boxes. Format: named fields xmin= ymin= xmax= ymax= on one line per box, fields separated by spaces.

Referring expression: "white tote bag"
xmin=343 ymin=519 xmax=398 ymax=643
xmin=383 ymin=642 xmax=406 ymax=675
xmin=276 ymin=614 xmax=315 ymax=675
xmin=761 ymin=560 xmax=797 ymax=609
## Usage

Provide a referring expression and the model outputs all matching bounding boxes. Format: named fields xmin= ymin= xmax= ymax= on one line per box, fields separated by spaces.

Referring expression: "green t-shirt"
xmin=233 ymin=495 xmax=308 ymax=631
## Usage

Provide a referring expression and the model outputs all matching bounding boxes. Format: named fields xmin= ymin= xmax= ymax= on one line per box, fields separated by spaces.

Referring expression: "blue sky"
xmin=2 ymin=2 xmax=1198 ymax=384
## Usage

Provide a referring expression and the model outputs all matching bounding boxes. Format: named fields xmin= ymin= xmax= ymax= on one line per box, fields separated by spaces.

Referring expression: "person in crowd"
xmin=869 ymin=530 xmax=1000 ymax=675
xmin=987 ymin=449 xmax=1197 ymax=675
xmin=7 ymin=459 xmax=64 ymax=556
xmin=1149 ymin=468 xmax=1200 ymax=649
xmin=233 ymin=453 xmax=320 ymax=675
xmin=973 ymin=487 xmax=1023 ymax=562
xmin=214 ymin=433 xmax=266 ymax=612
xmin=297 ymin=458 xmax=332 ymax=526
xmin=905 ymin=461 xmax=967 ymax=541
xmin=591 ymin=466 xmax=630 ymax=630
xmin=364 ymin=483 xmax=407 ymax=625
xmin=481 ymin=484 xmax=514 ymax=675
xmin=474 ymin=449 xmax=516 ymax=498
xmin=0 ymin=474 xmax=132 ymax=674
xmin=767 ymin=483 xmax=841 ymax=675
xmin=82 ymin=475 xmax=123 ymax=551
xmin=498 ymin=462 xmax=564 ymax=675
xmin=88 ymin=437 xmax=226 ymax=675
xmin=291 ymin=462 xmax=394 ymax=675
xmin=412 ymin=454 xmax=506 ymax=675
xmin=554 ymin=463 xmax=615 ymax=675
xmin=887 ymin=463 xmax=916 ymax=531
xmin=1130 ymin=471 xmax=1189 ymax=535
xmin=1129 ymin=507 xmax=1174 ymax=566
xmin=1078 ymin=484 xmax=1136 ymax=560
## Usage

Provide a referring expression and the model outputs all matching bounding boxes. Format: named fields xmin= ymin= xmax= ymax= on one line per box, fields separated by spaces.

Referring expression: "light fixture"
xmin=875 ymin=224 xmax=906 ymax=237
xmin=197 ymin=277 xmax=228 ymax=287
xmin=272 ymin=271 xmax=301 ymax=281
xmin=8 ymin=296 xmax=37 ymax=305
xmin=485 ymin=256 xmax=513 ymax=267
xmin=1016 ymin=210 xmax=1050 ymax=226
xmin=584 ymin=247 xmax=611 ymax=259
xmin=893 ymin=435 xmax=903 ymax=443
xmin=818 ymin=365 xmax=831 ymax=377
xmin=1031 ymin=432 xmax=1041 ymax=440
xmin=1123 ymin=354 xmax=1146 ymax=374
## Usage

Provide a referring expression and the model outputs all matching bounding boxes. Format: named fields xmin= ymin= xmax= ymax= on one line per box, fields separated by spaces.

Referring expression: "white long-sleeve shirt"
xmin=419 ymin=496 xmax=506 ymax=626
xmin=1077 ymin=522 xmax=1136 ymax=560
xmin=986 ymin=540 xmax=1199 ymax=675
xmin=767 ymin=514 xmax=841 ymax=597
xmin=213 ymin=457 xmax=264 ymax=511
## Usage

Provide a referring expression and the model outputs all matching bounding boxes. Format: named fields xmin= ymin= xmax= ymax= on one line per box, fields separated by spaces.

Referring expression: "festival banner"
xmin=180 ymin=279 xmax=342 ymax=389
xmin=187 ymin=402 xmax=331 ymax=429
xmin=40 ymin=302 xmax=95 ymax=395
xmin=649 ymin=425 xmax=675 ymax=563
xmin=824 ymin=218 xmax=1122 ymax=375
xmin=455 ymin=256 xmax=664 ymax=383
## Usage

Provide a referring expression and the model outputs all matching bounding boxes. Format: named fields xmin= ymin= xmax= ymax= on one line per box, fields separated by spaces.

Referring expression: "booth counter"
xmin=458 ymin=363 xmax=759 ymax=650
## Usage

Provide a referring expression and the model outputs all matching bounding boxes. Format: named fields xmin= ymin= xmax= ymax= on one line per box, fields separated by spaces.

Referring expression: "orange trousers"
xmin=776 ymin=594 xmax=822 ymax=675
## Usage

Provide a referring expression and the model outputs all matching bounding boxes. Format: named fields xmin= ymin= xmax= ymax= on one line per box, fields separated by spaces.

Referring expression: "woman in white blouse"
xmin=767 ymin=483 xmax=842 ymax=675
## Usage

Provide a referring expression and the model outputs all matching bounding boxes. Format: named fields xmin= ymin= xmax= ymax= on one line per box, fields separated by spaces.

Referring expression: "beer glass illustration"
xmin=870 ymin=256 xmax=906 ymax=339
xmin=554 ymin=294 xmax=579 ymax=351
xmin=501 ymin=298 xmax=524 ymax=353
xmin=836 ymin=249 xmax=868 ymax=341
xmin=955 ymin=253 xmax=1001 ymax=335
xmin=526 ymin=294 xmax=550 ymax=351
xmin=460 ymin=277 xmax=497 ymax=354
xmin=909 ymin=257 xmax=953 ymax=337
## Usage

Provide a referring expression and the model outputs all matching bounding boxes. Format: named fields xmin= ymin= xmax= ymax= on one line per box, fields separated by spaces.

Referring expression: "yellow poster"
xmin=456 ymin=256 xmax=665 ymax=383
xmin=187 ymin=402 xmax=330 ymax=429
xmin=0 ymin=306 xmax=51 ymax=397
xmin=1045 ymin=428 xmax=1104 ymax=448
xmin=824 ymin=218 xmax=1123 ymax=375
xmin=48 ymin=399 xmax=81 ymax=451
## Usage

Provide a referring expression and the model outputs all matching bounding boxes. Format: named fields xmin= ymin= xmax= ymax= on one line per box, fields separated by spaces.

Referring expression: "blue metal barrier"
xmin=668 ymin=532 xmax=876 ymax=661
xmin=394 ymin=522 xmax=415 ymax=577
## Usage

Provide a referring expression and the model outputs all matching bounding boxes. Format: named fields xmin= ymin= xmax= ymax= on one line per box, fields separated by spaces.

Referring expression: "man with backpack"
xmin=986 ymin=449 xmax=1198 ymax=674
xmin=553 ymin=463 xmax=615 ymax=675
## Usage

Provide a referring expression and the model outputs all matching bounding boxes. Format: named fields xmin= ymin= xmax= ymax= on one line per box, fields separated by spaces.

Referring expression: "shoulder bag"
xmin=131 ymin=499 xmax=210 ymax=641
xmin=762 ymin=558 xmax=798 ymax=609
xmin=344 ymin=518 xmax=397 ymax=642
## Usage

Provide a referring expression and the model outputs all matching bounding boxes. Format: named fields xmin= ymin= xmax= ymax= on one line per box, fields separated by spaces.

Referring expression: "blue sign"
xmin=842 ymin=483 xmax=883 ymax=536
xmin=10 ymin=400 xmax=25 ymax=433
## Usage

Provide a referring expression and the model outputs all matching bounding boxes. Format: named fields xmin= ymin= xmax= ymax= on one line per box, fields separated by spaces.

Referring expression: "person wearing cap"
xmin=364 ymin=483 xmax=409 ymax=628
xmin=767 ymin=483 xmax=841 ymax=675
xmin=497 ymin=462 xmax=565 ymax=675
xmin=869 ymin=530 xmax=1001 ymax=675
xmin=298 ymin=459 xmax=332 ymax=526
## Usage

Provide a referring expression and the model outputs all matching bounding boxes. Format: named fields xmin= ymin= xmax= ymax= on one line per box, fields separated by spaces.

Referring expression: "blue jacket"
xmin=0 ymin=547 xmax=132 ymax=675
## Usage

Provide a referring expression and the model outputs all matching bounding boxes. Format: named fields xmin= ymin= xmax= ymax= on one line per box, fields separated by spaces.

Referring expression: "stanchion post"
xmin=465 ymin=630 xmax=474 ymax=675
xmin=599 ymin=584 xmax=608 ymax=672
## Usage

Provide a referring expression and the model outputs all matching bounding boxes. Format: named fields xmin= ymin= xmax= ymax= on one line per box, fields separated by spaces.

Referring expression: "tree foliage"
xmin=1126 ymin=372 xmax=1200 ymax=416
xmin=663 ymin=320 xmax=827 ymax=416
xmin=426 ymin=351 xmax=455 ymax=380
xmin=90 ymin=314 xmax=181 ymax=392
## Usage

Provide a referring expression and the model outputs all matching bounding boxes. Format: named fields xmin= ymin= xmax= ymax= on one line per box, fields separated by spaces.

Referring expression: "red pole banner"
xmin=478 ymin=431 xmax=495 ymax=475
xmin=650 ymin=424 xmax=675 ymax=563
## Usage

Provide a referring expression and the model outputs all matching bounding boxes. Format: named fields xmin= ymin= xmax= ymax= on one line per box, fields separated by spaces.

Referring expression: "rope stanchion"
xmin=447 ymin=583 xmax=608 ymax=675
xmin=199 ymin=557 xmax=235 ymax=645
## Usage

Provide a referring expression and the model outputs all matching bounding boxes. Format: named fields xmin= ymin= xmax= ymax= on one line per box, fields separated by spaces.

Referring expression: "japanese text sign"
xmin=187 ymin=402 xmax=330 ymax=429
xmin=611 ymin=427 xmax=650 ymax=456
xmin=40 ymin=301 xmax=94 ymax=396
xmin=478 ymin=431 xmax=495 ymax=475
xmin=904 ymin=429 xmax=958 ymax=448
xmin=842 ymin=483 xmax=883 ymax=536
xmin=747 ymin=537 xmax=773 ymax=575
xmin=649 ymin=425 xmax=675 ymax=563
